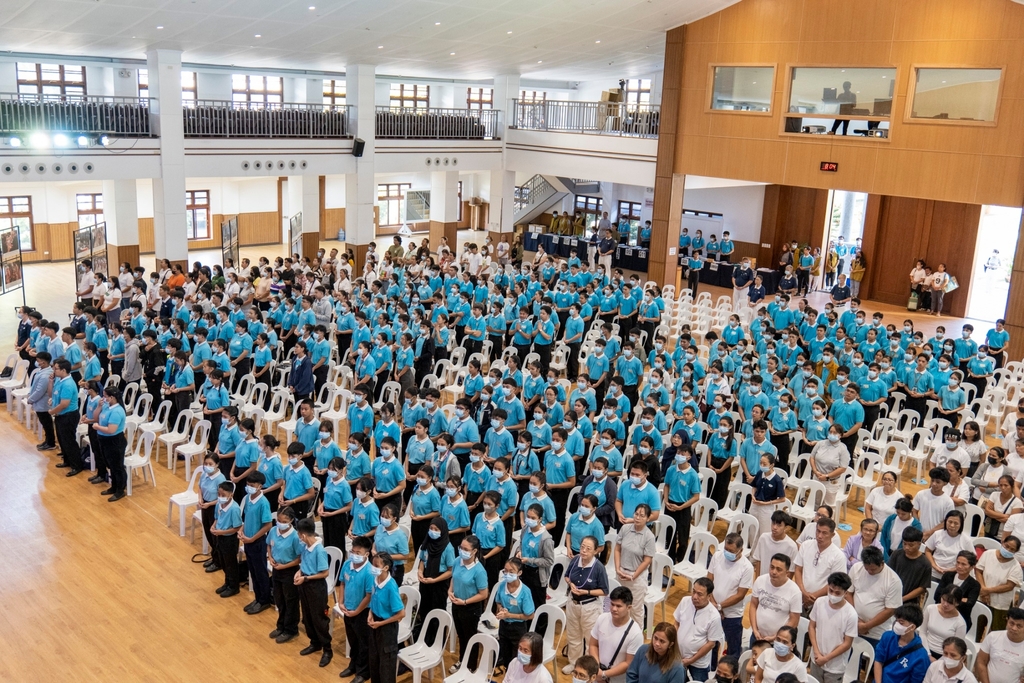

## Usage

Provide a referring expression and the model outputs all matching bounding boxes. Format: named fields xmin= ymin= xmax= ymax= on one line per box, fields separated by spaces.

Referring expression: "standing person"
xmin=887 ymin=527 xmax=934 ymax=606
xmin=267 ymin=506 xmax=304 ymax=645
xmin=732 ymin=259 xmax=754 ymax=310
xmin=707 ymin=532 xmax=754 ymax=658
xmin=847 ymin=546 xmax=902 ymax=647
xmin=673 ymin=578 xmax=724 ymax=682
xmin=794 ymin=518 xmax=847 ymax=612
xmin=563 ymin=536 xmax=610 ymax=673
xmin=929 ymin=264 xmax=950 ymax=316
xmin=28 ymin=352 xmax=55 ymax=452
xmin=517 ymin=504 xmax=555 ymax=617
xmin=808 ymin=572 xmax=857 ymax=683
xmin=809 ymin=425 xmax=851 ymax=506
xmin=590 ymin=586 xmax=645 ymax=683
xmin=93 ymin=386 xmax=129 ymax=501
xmin=663 ymin=447 xmax=702 ymax=563
xmin=871 ymin=605 xmax=930 ymax=683
xmin=49 ymin=358 xmax=83 ymax=476
xmin=448 ymin=535 xmax=489 ymax=671
xmin=687 ymin=250 xmax=704 ymax=295
xmin=625 ymin=622 xmax=686 ymax=683
xmin=294 ymin=517 xmax=333 ymax=668
xmin=754 ymin=626 xmax=806 ymax=683
xmin=976 ymin=536 xmax=1024 ymax=630
xmin=239 ymin=471 xmax=273 ymax=614
xmin=492 ymin=557 xmax=536 ymax=672
xmin=749 ymin=554 xmax=802 ymax=645
xmin=614 ymin=504 xmax=656 ymax=625
xmin=921 ymin=588 xmax=968 ymax=659
xmin=336 ymin=536 xmax=374 ymax=683
xmin=909 ymin=260 xmax=928 ymax=307
xmin=414 ymin=518 xmax=455 ymax=639
xmin=598 ymin=230 xmax=616 ymax=276
xmin=366 ymin=552 xmax=406 ymax=683
xmin=848 ymin=250 xmax=866 ymax=298
xmin=934 ymin=552 xmax=981 ymax=631
xmin=975 ymin=608 xmax=1024 ymax=683
xmin=211 ymin=481 xmax=243 ymax=598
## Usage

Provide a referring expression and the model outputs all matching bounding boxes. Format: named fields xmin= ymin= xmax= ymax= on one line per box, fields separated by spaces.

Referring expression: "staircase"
xmin=513 ymin=174 xmax=568 ymax=225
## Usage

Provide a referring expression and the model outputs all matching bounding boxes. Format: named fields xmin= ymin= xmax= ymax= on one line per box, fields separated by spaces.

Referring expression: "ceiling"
xmin=0 ymin=0 xmax=738 ymax=81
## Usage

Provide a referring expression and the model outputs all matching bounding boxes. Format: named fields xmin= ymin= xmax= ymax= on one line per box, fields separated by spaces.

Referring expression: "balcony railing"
xmin=375 ymin=106 xmax=500 ymax=139
xmin=510 ymin=99 xmax=660 ymax=138
xmin=514 ymin=174 xmax=554 ymax=215
xmin=183 ymin=100 xmax=352 ymax=138
xmin=0 ymin=92 xmax=153 ymax=136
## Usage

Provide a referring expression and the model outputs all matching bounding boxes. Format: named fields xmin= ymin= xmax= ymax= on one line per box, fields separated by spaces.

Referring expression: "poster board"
xmin=220 ymin=216 xmax=239 ymax=269
xmin=0 ymin=227 xmax=25 ymax=302
xmin=289 ymin=212 xmax=302 ymax=258
xmin=72 ymin=221 xmax=108 ymax=297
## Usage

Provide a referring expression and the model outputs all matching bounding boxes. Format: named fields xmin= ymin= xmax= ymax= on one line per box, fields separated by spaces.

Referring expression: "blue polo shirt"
xmin=299 ymin=541 xmax=329 ymax=575
xmin=51 ymin=376 xmax=79 ymax=415
xmin=98 ymin=403 xmax=127 ymax=436
xmin=565 ymin=511 xmax=606 ymax=552
xmin=616 ymin=480 xmax=661 ymax=518
xmin=214 ymin=500 xmax=242 ymax=531
xmin=664 ymin=463 xmax=702 ymax=504
xmin=829 ymin=399 xmax=865 ymax=432
xmin=282 ymin=463 xmax=313 ymax=499
xmin=372 ymin=455 xmax=405 ymax=493
xmin=494 ymin=580 xmax=535 ymax=621
xmin=268 ymin=526 xmax=304 ymax=564
xmin=370 ymin=575 xmax=404 ymax=618
xmin=352 ymin=498 xmax=381 ymax=536
xmin=200 ymin=470 xmax=227 ymax=502
xmin=544 ymin=450 xmax=576 ymax=485
xmin=519 ymin=491 xmax=556 ymax=525
xmin=374 ymin=525 xmax=409 ymax=557
xmin=338 ymin=559 xmax=374 ymax=610
xmin=452 ymin=559 xmax=489 ymax=600
xmin=739 ymin=437 xmax=777 ymax=475
xmin=440 ymin=496 xmax=470 ymax=531
xmin=471 ymin=513 xmax=507 ymax=550
xmin=241 ymin=493 xmax=272 ymax=538
xmin=348 ymin=402 xmax=375 ymax=435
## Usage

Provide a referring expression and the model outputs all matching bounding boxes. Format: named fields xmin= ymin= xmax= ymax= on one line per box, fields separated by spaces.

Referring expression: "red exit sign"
xmin=820 ymin=161 xmax=839 ymax=172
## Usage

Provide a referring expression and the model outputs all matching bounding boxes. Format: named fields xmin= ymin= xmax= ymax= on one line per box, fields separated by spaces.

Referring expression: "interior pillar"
xmin=430 ymin=171 xmax=460 ymax=251
xmin=146 ymin=49 xmax=188 ymax=272
xmin=1001 ymin=214 xmax=1024 ymax=362
xmin=343 ymin=64 xmax=376 ymax=272
xmin=102 ymin=180 xmax=140 ymax=272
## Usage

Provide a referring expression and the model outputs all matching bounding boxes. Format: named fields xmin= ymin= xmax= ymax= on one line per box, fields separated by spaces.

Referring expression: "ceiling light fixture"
xmin=8 ymin=136 xmax=22 ymax=148
xmin=309 ymin=5 xmax=315 ymax=8
xmin=29 ymin=132 xmax=50 ymax=148
xmin=77 ymin=135 xmax=90 ymax=147
xmin=255 ymin=34 xmax=261 ymax=38
xmin=156 ymin=25 xmax=163 ymax=29
xmin=595 ymin=40 xmax=601 ymax=43
xmin=450 ymin=52 xmax=455 ymax=55
xmin=52 ymin=133 xmax=70 ymax=147
xmin=435 ymin=22 xmax=441 ymax=25
xmin=507 ymin=31 xmax=513 ymax=34
xmin=537 ymin=60 xmax=543 ymax=63
xmin=378 ymin=45 xmax=384 ymax=49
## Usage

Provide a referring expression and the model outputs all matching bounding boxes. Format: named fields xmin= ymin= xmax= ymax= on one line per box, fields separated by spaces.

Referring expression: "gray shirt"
xmin=617 ymin=524 xmax=656 ymax=573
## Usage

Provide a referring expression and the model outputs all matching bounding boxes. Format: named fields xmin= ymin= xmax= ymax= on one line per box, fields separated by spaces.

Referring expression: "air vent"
xmin=68 ymin=162 xmax=79 ymax=173
xmin=1 ymin=163 xmax=13 ymax=175
xmin=241 ymin=161 xmax=251 ymax=171
xmin=83 ymin=162 xmax=95 ymax=173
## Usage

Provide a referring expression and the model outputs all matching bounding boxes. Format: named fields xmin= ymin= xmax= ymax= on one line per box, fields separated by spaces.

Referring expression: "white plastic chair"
xmin=125 ymin=429 xmax=157 ymax=495
xmin=398 ymin=608 xmax=453 ymax=683
xmin=1 ymin=359 xmax=30 ymax=412
xmin=168 ymin=466 xmax=202 ymax=536
xmin=672 ymin=531 xmax=718 ymax=586
xmin=326 ymin=545 xmax=344 ymax=592
xmin=725 ymin=513 xmax=759 ymax=552
xmin=691 ymin=497 xmax=718 ymax=533
xmin=139 ymin=399 xmax=172 ymax=438
xmin=175 ymin=419 xmax=212 ymax=481
xmin=716 ymin=482 xmax=752 ymax=526
xmin=652 ymin=515 xmax=677 ymax=556
xmin=970 ymin=602 xmax=993 ymax=643
xmin=644 ymin=552 xmax=674 ymax=632
xmin=789 ymin=480 xmax=826 ymax=530
xmin=397 ymin=585 xmax=421 ymax=645
xmin=849 ymin=453 xmax=882 ymax=506
xmin=843 ymin=637 xmax=875 ymax=683
xmin=158 ymin=410 xmax=193 ymax=468
xmin=443 ymin=633 xmax=498 ymax=683
xmin=124 ymin=392 xmax=153 ymax=429
xmin=529 ymin=604 xmax=565 ymax=672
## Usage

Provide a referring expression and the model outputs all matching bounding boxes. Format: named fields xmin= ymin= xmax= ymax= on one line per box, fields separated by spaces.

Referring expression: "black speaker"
xmin=352 ymin=138 xmax=365 ymax=157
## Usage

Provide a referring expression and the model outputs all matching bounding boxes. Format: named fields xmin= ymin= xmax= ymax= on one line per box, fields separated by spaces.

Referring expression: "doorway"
xmin=966 ymin=205 xmax=1021 ymax=322
xmin=821 ymin=189 xmax=868 ymax=289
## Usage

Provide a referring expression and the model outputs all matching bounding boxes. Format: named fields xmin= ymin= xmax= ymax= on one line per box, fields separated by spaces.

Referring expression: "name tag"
xmin=359 ymin=514 xmax=365 ymax=520
xmin=510 ymin=597 xmax=517 ymax=606
xmin=382 ymin=468 xmax=389 ymax=475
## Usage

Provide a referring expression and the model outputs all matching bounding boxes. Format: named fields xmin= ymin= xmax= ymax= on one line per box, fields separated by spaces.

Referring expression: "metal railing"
xmin=513 ymin=175 xmax=554 ymax=215
xmin=510 ymin=99 xmax=660 ymax=138
xmin=182 ymin=100 xmax=352 ymax=138
xmin=0 ymin=92 xmax=153 ymax=136
xmin=375 ymin=106 xmax=500 ymax=139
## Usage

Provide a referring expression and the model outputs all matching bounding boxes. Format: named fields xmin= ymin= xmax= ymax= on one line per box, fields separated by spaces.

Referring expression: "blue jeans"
xmin=722 ymin=616 xmax=743 ymax=658
xmin=688 ymin=666 xmax=710 ymax=682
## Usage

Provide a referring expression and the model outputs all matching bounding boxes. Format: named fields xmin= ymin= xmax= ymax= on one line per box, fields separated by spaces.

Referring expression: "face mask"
xmin=446 ymin=487 xmax=458 ymax=498
xmin=904 ymin=354 xmax=914 ymax=362
xmin=459 ymin=548 xmax=473 ymax=561
xmin=773 ymin=642 xmax=790 ymax=657
xmin=369 ymin=565 xmax=384 ymax=577
xmin=629 ymin=475 xmax=642 ymax=486
xmin=426 ymin=528 xmax=442 ymax=541
xmin=868 ymin=371 xmax=878 ymax=379
xmin=1001 ymin=546 xmax=1016 ymax=560
xmin=806 ymin=387 xmax=816 ymax=396
xmin=356 ymin=490 xmax=368 ymax=500
xmin=828 ymin=592 xmax=846 ymax=605
xmin=828 ymin=433 xmax=840 ymax=443
xmin=592 ymin=469 xmax=606 ymax=481
xmin=723 ymin=550 xmax=737 ymax=562
xmin=518 ymin=652 xmax=532 ymax=666
xmin=942 ymin=657 xmax=961 ymax=670
xmin=245 ymin=485 xmax=258 ymax=495
xmin=638 ymin=446 xmax=651 ymax=455
xmin=288 ymin=457 xmax=299 ymax=466
xmin=893 ymin=622 xmax=910 ymax=636
xmin=525 ymin=517 xmax=539 ymax=529
xmin=719 ymin=425 xmax=730 ymax=434
xmin=204 ymin=465 xmax=216 ymax=474
xmin=437 ymin=444 xmax=448 ymax=454
xmin=552 ymin=441 xmax=564 ymax=451
xmin=641 ymin=418 xmax=653 ymax=428
xmin=529 ymin=484 xmax=540 ymax=494
xmin=217 ymin=495 xmax=229 ymax=505
xmin=962 ymin=331 xmax=971 ymax=339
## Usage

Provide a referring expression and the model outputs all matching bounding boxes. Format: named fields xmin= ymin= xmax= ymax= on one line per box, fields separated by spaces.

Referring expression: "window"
xmin=139 ymin=69 xmax=197 ymax=103
xmin=908 ymin=68 xmax=1002 ymax=124
xmin=377 ymin=183 xmax=412 ymax=227
xmin=323 ymin=79 xmax=346 ymax=107
xmin=17 ymin=63 xmax=86 ymax=97
xmin=232 ymin=74 xmax=283 ymax=106
xmin=617 ymin=201 xmax=642 ymax=246
xmin=710 ymin=66 xmax=774 ymax=112
xmin=786 ymin=67 xmax=896 ymax=117
xmin=0 ymin=196 xmax=33 ymax=251
xmin=186 ymin=190 xmax=210 ymax=240
xmin=574 ymin=195 xmax=603 ymax=231
xmin=390 ymin=84 xmax=429 ymax=109
xmin=76 ymin=194 xmax=104 ymax=229
xmin=520 ymin=90 xmax=547 ymax=103
xmin=138 ymin=69 xmax=148 ymax=99
xmin=467 ymin=88 xmax=493 ymax=110
xmin=622 ymin=79 xmax=651 ymax=107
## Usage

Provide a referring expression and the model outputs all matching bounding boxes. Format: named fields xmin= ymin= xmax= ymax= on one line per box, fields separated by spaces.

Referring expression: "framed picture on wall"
xmin=3 ymin=260 xmax=23 ymax=291
xmin=91 ymin=225 xmax=106 ymax=251
xmin=75 ymin=229 xmax=92 ymax=258
xmin=0 ymin=228 xmax=20 ymax=262
xmin=92 ymin=254 xmax=107 ymax=278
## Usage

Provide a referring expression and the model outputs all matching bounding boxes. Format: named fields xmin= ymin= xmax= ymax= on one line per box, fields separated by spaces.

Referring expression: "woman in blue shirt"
xmin=415 ymin=518 xmax=455 ymax=638
xmin=441 ymin=475 xmax=471 ymax=549
xmin=471 ymin=490 xmax=508 ymax=587
xmin=317 ymin=457 xmax=352 ymax=552
xmin=367 ymin=552 xmax=406 ymax=683
xmin=373 ymin=504 xmax=411 ymax=585
xmin=707 ymin=416 xmax=737 ymax=509
xmin=409 ymin=464 xmax=442 ymax=552
xmin=94 ymin=386 xmax=129 ymax=501
xmin=449 ymin=535 xmax=490 ymax=669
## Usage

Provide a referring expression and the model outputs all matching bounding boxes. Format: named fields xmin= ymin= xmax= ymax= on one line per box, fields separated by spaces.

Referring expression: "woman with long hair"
xmin=93 ymin=386 xmax=129 ymax=502
xmin=626 ymin=622 xmax=685 ymax=683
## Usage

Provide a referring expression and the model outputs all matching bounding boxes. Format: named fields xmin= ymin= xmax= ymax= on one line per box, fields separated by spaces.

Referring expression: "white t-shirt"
xmin=921 ymin=659 xmax=978 ymax=683
xmin=976 ymin=548 xmax=1024 ymax=610
xmin=889 ymin=516 xmax=913 ymax=551
xmin=673 ymin=597 xmax=725 ymax=669
xmin=796 ymin=523 xmax=841 ymax=548
xmin=979 ymin=630 xmax=1024 ymax=683
xmin=932 ymin=445 xmax=971 ymax=470
xmin=1001 ymin=514 xmax=1024 ymax=564
xmin=751 ymin=575 xmax=802 ymax=638
xmin=504 ymin=659 xmax=554 ymax=683
xmin=794 ymin=541 xmax=846 ymax=594
xmin=756 ymin=649 xmax=809 ymax=683
xmin=921 ymin=603 xmax=967 ymax=655
xmin=808 ymin=597 xmax=859 ymax=674
xmin=752 ymin=533 xmax=799 ymax=576
xmin=985 ymin=493 xmax=1024 ymax=537
xmin=865 ymin=487 xmax=904 ymax=523
xmin=925 ymin=531 xmax=974 ymax=578
xmin=847 ymin=562 xmax=903 ymax=639
xmin=590 ymin=613 xmax=644 ymax=683
xmin=913 ymin=489 xmax=954 ymax=532
xmin=707 ymin=553 xmax=754 ymax=618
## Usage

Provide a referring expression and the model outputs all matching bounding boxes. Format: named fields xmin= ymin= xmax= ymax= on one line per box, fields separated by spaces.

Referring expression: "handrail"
xmin=375 ymin=106 xmax=500 ymax=139
xmin=510 ymin=99 xmax=660 ymax=138
xmin=182 ymin=100 xmax=352 ymax=138
xmin=513 ymin=175 xmax=554 ymax=215
xmin=0 ymin=91 xmax=153 ymax=136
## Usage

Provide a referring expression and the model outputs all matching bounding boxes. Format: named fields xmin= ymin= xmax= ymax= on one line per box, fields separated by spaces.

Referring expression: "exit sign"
xmin=820 ymin=161 xmax=839 ymax=172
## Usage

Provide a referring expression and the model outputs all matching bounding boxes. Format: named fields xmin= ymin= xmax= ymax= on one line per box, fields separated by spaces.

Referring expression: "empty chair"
xmin=396 ymin=585 xmax=421 ymax=645
xmin=125 ymin=429 xmax=157 ymax=495
xmin=788 ymin=480 xmax=826 ymax=530
xmin=125 ymin=392 xmax=153 ymax=429
xmin=443 ymin=633 xmax=498 ymax=683
xmin=175 ymin=419 xmax=212 ymax=480
xmin=725 ymin=513 xmax=759 ymax=551
xmin=168 ymin=466 xmax=203 ymax=536
xmin=843 ymin=637 xmax=876 ymax=683
xmin=716 ymin=482 xmax=752 ymax=526
xmin=158 ymin=410 xmax=193 ymax=468
xmin=643 ymin=552 xmax=674 ymax=633
xmin=139 ymin=399 xmax=172 ymax=438
xmin=398 ymin=608 xmax=453 ymax=683
xmin=673 ymin=531 xmax=718 ymax=586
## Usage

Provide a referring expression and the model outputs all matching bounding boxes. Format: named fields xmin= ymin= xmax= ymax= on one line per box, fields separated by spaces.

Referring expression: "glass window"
xmin=0 ymin=196 xmax=34 ymax=251
xmin=76 ymin=193 xmax=104 ymax=229
xmin=323 ymin=80 xmax=346 ymax=107
xmin=467 ymin=88 xmax=493 ymax=110
xmin=377 ymin=183 xmax=412 ymax=226
xmin=710 ymin=66 xmax=774 ymax=112
xmin=181 ymin=71 xmax=197 ymax=103
xmin=909 ymin=68 xmax=1002 ymax=123
xmin=520 ymin=90 xmax=546 ymax=103
xmin=623 ymin=79 xmax=652 ymax=107
xmin=232 ymin=75 xmax=283 ymax=106
xmin=390 ymin=84 xmax=429 ymax=109
xmin=185 ymin=190 xmax=210 ymax=240
xmin=16 ymin=62 xmax=87 ymax=97
xmin=787 ymin=67 xmax=896 ymax=117
xmin=574 ymin=195 xmax=603 ymax=231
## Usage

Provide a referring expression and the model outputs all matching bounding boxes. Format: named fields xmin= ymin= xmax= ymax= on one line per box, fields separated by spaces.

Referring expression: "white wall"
xmin=681 ymin=184 xmax=766 ymax=244
xmin=325 ymin=175 xmax=346 ymax=208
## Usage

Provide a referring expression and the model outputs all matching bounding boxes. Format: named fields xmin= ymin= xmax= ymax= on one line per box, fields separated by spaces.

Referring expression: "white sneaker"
xmin=449 ymin=665 xmax=460 ymax=674
xmin=562 ymin=665 xmax=575 ymax=675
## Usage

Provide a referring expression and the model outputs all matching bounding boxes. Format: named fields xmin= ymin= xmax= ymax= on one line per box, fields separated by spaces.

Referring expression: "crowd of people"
xmin=8 ymin=233 xmax=1024 ymax=683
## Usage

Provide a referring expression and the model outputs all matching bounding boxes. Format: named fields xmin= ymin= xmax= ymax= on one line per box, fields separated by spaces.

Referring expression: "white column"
xmin=147 ymin=49 xmax=188 ymax=265
xmin=489 ymin=169 xmax=516 ymax=234
xmin=432 ymin=171 xmax=459 ymax=221
xmin=196 ymin=73 xmax=231 ymax=101
xmin=307 ymin=78 xmax=324 ymax=105
xmin=102 ymin=180 xmax=139 ymax=246
xmin=0 ymin=62 xmax=16 ymax=93
xmin=283 ymin=77 xmax=305 ymax=104
xmin=344 ymin=64 xmax=376 ymax=253
xmin=492 ymin=74 xmax=520 ymax=136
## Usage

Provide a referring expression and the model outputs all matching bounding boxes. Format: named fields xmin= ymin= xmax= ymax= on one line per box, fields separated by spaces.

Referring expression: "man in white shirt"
xmin=752 ymin=511 xmax=799 ymax=577
xmin=846 ymin=546 xmax=903 ymax=647
xmin=673 ymin=577 xmax=724 ymax=682
xmin=77 ymin=258 xmax=97 ymax=304
xmin=749 ymin=553 xmax=802 ymax=643
xmin=913 ymin=468 xmax=955 ymax=540
xmin=707 ymin=532 xmax=754 ymax=658
xmin=794 ymin=518 xmax=847 ymax=612
xmin=796 ymin=505 xmax=842 ymax=548
xmin=977 ymin=608 xmax=1024 ymax=683
xmin=808 ymin=572 xmax=858 ymax=683
xmin=590 ymin=586 xmax=644 ymax=683
xmin=930 ymin=429 xmax=971 ymax=470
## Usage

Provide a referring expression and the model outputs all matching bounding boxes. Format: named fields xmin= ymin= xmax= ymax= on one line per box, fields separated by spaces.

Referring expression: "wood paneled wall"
xmin=237 ymin=212 xmax=280 ymax=246
xmin=860 ymin=195 xmax=981 ymax=317
xmin=671 ymin=0 xmax=1024 ymax=207
xmin=758 ymin=185 xmax=829 ymax=268
xmin=24 ymin=222 xmax=76 ymax=262
xmin=322 ymin=209 xmax=346 ymax=239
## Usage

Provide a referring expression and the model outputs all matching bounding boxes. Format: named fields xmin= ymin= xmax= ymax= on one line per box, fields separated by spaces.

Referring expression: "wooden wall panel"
xmin=672 ymin=0 xmax=1024 ymax=207
xmin=24 ymin=222 xmax=51 ymax=263
xmin=139 ymin=218 xmax=154 ymax=253
xmin=757 ymin=185 xmax=829 ymax=268
xmin=48 ymin=222 xmax=76 ymax=262
xmin=237 ymin=211 xmax=280 ymax=246
xmin=322 ymin=209 xmax=345 ymax=239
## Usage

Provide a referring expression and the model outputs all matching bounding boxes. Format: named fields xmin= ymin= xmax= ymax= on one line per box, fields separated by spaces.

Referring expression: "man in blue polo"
xmin=732 ymin=258 xmax=755 ymax=309
xmin=829 ymin=383 xmax=865 ymax=456
xmin=615 ymin=460 xmax=661 ymax=525
xmin=49 ymin=358 xmax=83 ymax=475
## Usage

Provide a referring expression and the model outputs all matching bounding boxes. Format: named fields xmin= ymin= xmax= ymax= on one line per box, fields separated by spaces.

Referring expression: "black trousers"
xmin=452 ymin=602 xmax=484 ymax=666
xmin=273 ymin=566 xmax=300 ymax=635
xmin=101 ymin=432 xmax=128 ymax=494
xmin=202 ymin=504 xmax=218 ymax=561
xmin=769 ymin=432 xmax=792 ymax=472
xmin=322 ymin=511 xmax=350 ymax=555
xmin=368 ymin=615 xmax=399 ymax=683
xmin=535 ymin=344 xmax=552 ymax=376
xmin=497 ymin=619 xmax=529 ymax=667
xmin=666 ymin=502 xmax=692 ymax=563
xmin=55 ymin=412 xmax=82 ymax=470
xmin=232 ymin=358 xmax=251 ymax=391
xmin=36 ymin=410 xmax=55 ymax=447
xmin=215 ymin=534 xmax=240 ymax=590
xmin=299 ymin=577 xmax=332 ymax=650
xmin=314 ymin=365 xmax=329 ymax=396
xmin=550 ymin=487 xmax=570 ymax=546
xmin=245 ymin=537 xmax=272 ymax=605
xmin=344 ymin=611 xmax=372 ymax=678
xmin=566 ymin=343 xmax=581 ymax=380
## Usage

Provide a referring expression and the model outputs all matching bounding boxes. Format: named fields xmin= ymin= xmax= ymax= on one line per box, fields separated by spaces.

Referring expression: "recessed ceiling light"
xmin=595 ymin=40 xmax=601 ymax=43
xmin=309 ymin=5 xmax=315 ymax=9
xmin=450 ymin=52 xmax=455 ymax=56
xmin=255 ymin=34 xmax=261 ymax=38
xmin=507 ymin=31 xmax=513 ymax=34
xmin=435 ymin=22 xmax=441 ymax=25
xmin=156 ymin=25 xmax=164 ymax=29
xmin=378 ymin=45 xmax=384 ymax=49
xmin=537 ymin=60 xmax=543 ymax=64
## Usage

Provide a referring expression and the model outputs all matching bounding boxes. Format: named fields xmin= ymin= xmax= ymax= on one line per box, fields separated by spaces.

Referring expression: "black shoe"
xmin=88 ymin=475 xmax=104 ymax=484
xmin=219 ymin=587 xmax=240 ymax=598
xmin=319 ymin=650 xmax=334 ymax=668
xmin=37 ymin=443 xmax=55 ymax=451
xmin=339 ymin=668 xmax=355 ymax=678
xmin=244 ymin=600 xmax=258 ymax=611
xmin=100 ymin=488 xmax=114 ymax=496
xmin=352 ymin=675 xmax=367 ymax=683
xmin=269 ymin=629 xmax=282 ymax=639
xmin=205 ymin=564 xmax=222 ymax=574
xmin=299 ymin=644 xmax=322 ymax=656
xmin=204 ymin=559 xmax=215 ymax=569
xmin=275 ymin=632 xmax=297 ymax=644
xmin=55 ymin=463 xmax=68 ymax=468
xmin=215 ymin=584 xmax=229 ymax=594
xmin=66 ymin=469 xmax=82 ymax=477
xmin=250 ymin=602 xmax=272 ymax=614
xmin=108 ymin=492 xmax=125 ymax=502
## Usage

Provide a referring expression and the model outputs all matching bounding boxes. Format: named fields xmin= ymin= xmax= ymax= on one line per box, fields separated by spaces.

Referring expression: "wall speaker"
xmin=35 ymin=163 xmax=47 ymax=174
xmin=288 ymin=160 xmax=297 ymax=170
xmin=300 ymin=160 xmax=308 ymax=169
xmin=352 ymin=138 xmax=365 ymax=157
xmin=277 ymin=160 xmax=285 ymax=170
xmin=253 ymin=161 xmax=263 ymax=170
xmin=18 ymin=163 xmax=30 ymax=173
xmin=265 ymin=160 xmax=273 ymax=170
